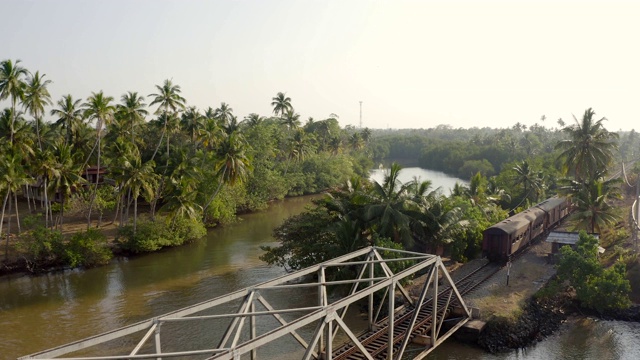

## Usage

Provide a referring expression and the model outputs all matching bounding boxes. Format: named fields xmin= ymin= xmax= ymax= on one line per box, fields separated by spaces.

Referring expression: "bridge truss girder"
xmin=20 ymin=247 xmax=471 ymax=360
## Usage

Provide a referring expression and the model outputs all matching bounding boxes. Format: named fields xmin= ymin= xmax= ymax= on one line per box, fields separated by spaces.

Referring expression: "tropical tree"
xmin=117 ymin=91 xmax=147 ymax=144
xmin=180 ymin=106 xmax=203 ymax=144
xmin=213 ymin=102 xmax=233 ymax=127
xmin=119 ymin=156 xmax=158 ymax=233
xmin=364 ymin=163 xmax=414 ymax=246
xmin=271 ymin=92 xmax=292 ymax=117
xmin=281 ymin=108 xmax=300 ymax=133
xmin=49 ymin=143 xmax=85 ymax=230
xmin=23 ymin=71 xmax=53 ymax=150
xmin=83 ymin=91 xmax=115 ymax=227
xmin=51 ymin=94 xmax=84 ymax=146
xmin=202 ymin=133 xmax=252 ymax=218
xmin=148 ymin=79 xmax=186 ymax=162
xmin=0 ymin=108 xmax=35 ymax=158
xmin=512 ymin=160 xmax=544 ymax=203
xmin=242 ymin=113 xmax=263 ymax=127
xmin=555 ymin=108 xmax=619 ymax=182
xmin=0 ymin=59 xmax=29 ymax=145
xmin=0 ymin=152 xmax=32 ymax=259
xmin=560 ymin=172 xmax=622 ymax=233
xmin=29 ymin=147 xmax=60 ymax=226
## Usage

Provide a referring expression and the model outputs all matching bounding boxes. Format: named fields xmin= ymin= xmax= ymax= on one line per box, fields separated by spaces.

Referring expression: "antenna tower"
xmin=359 ymin=101 xmax=363 ymax=128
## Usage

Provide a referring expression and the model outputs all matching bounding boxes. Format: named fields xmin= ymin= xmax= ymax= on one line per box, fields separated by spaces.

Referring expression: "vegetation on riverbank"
xmin=0 ymin=58 xmax=372 ymax=274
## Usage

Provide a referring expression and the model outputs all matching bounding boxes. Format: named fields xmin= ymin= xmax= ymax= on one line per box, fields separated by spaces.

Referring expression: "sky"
xmin=2 ymin=0 xmax=639 ymax=131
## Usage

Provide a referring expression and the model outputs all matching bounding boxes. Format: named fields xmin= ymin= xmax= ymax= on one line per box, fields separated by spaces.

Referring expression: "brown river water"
xmin=2 ymin=178 xmax=640 ymax=359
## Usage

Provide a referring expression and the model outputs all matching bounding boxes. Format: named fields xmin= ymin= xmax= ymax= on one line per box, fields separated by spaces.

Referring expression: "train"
xmin=482 ymin=196 xmax=571 ymax=262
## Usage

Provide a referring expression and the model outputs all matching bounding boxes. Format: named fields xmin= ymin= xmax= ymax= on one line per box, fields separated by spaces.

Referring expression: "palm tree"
xmin=23 ymin=71 xmax=53 ymax=150
xmin=242 ymin=113 xmax=263 ymax=127
xmin=512 ymin=160 xmax=544 ymax=203
xmin=271 ymin=92 xmax=292 ymax=117
xmin=555 ymin=108 xmax=619 ymax=182
xmin=202 ymin=133 xmax=252 ymax=217
xmin=0 ymin=59 xmax=29 ymax=146
xmin=83 ymin=91 xmax=115 ymax=227
xmin=213 ymin=102 xmax=233 ymax=127
xmin=148 ymin=79 xmax=186 ymax=162
xmin=198 ymin=116 xmax=224 ymax=151
xmin=180 ymin=106 xmax=203 ymax=144
xmin=51 ymin=94 xmax=84 ymax=146
xmin=30 ymin=148 xmax=59 ymax=226
xmin=364 ymin=163 xmax=414 ymax=246
xmin=560 ymin=172 xmax=622 ymax=233
xmin=0 ymin=152 xmax=32 ymax=259
xmin=0 ymin=108 xmax=35 ymax=158
xmin=49 ymin=144 xmax=85 ymax=230
xmin=119 ymin=156 xmax=157 ymax=233
xmin=281 ymin=108 xmax=300 ymax=132
xmin=117 ymin=91 xmax=147 ymax=144
xmin=348 ymin=132 xmax=365 ymax=151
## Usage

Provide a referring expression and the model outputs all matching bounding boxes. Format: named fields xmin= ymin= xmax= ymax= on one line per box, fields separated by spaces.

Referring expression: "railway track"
xmin=331 ymin=259 xmax=501 ymax=360
xmin=330 ymin=233 xmax=551 ymax=360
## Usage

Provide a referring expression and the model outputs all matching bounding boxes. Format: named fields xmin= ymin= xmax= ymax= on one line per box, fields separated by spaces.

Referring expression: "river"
xmin=2 ymin=169 xmax=640 ymax=359
xmin=369 ymin=167 xmax=467 ymax=195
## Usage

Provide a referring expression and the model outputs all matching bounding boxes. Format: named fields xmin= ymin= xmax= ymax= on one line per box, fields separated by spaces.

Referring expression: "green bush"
xmin=18 ymin=226 xmax=65 ymax=271
xmin=63 ymin=228 xmax=113 ymax=268
xmin=117 ymin=216 xmax=206 ymax=254
xmin=557 ymin=231 xmax=631 ymax=313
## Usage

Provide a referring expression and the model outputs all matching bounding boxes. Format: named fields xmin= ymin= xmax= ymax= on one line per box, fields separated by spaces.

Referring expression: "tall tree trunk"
xmin=1 ymin=191 xmax=10 ymax=260
xmin=13 ymin=192 xmax=20 ymax=234
xmin=35 ymin=115 xmax=43 ymax=152
xmin=60 ymin=197 xmax=65 ymax=232
xmin=202 ymin=168 xmax=227 ymax=218
xmin=134 ymin=196 xmax=138 ymax=234
xmin=5 ymin=191 xmax=13 ymax=260
xmin=24 ymin=185 xmax=31 ymax=213
xmin=43 ymin=178 xmax=50 ymax=228
xmin=87 ymin=134 xmax=101 ymax=229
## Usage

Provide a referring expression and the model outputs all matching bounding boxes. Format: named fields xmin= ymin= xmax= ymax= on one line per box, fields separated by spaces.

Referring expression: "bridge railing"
xmin=20 ymin=247 xmax=471 ymax=360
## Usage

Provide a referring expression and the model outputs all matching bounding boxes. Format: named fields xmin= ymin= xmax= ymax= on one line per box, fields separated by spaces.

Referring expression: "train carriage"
xmin=482 ymin=195 xmax=571 ymax=262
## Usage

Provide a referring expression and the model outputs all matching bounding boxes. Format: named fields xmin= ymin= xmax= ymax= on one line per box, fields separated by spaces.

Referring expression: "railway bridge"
xmin=21 ymin=247 xmax=487 ymax=360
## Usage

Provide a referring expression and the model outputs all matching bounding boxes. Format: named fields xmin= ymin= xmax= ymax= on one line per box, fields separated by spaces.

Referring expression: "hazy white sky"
xmin=3 ymin=0 xmax=639 ymax=131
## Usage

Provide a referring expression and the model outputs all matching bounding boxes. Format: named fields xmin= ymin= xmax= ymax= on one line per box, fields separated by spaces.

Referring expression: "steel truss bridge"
xmin=20 ymin=247 xmax=471 ymax=360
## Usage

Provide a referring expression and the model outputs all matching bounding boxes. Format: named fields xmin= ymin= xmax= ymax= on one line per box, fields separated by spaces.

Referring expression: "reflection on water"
xmin=369 ymin=167 xmax=467 ymax=195
xmin=425 ymin=317 xmax=640 ymax=360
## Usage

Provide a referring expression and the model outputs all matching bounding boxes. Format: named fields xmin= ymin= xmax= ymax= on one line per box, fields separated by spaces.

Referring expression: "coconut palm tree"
xmin=364 ymin=163 xmax=414 ymax=246
xmin=180 ymin=106 xmax=203 ymax=144
xmin=242 ymin=113 xmax=263 ymax=127
xmin=51 ymin=94 xmax=84 ymax=146
xmin=281 ymin=108 xmax=300 ymax=132
xmin=83 ymin=91 xmax=115 ymax=227
xmin=0 ymin=59 xmax=29 ymax=146
xmin=555 ymin=108 xmax=619 ymax=182
xmin=202 ymin=133 xmax=252 ymax=217
xmin=30 ymin=147 xmax=59 ymax=226
xmin=148 ymin=79 xmax=186 ymax=162
xmin=49 ymin=143 xmax=85 ymax=230
xmin=213 ymin=102 xmax=233 ymax=127
xmin=23 ymin=71 xmax=52 ymax=150
xmin=119 ymin=156 xmax=157 ymax=233
xmin=560 ymin=171 xmax=622 ymax=233
xmin=271 ymin=92 xmax=292 ymax=117
xmin=0 ymin=152 xmax=32 ymax=259
xmin=117 ymin=91 xmax=147 ymax=144
xmin=0 ymin=108 xmax=35 ymax=158
xmin=512 ymin=160 xmax=544 ymax=203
